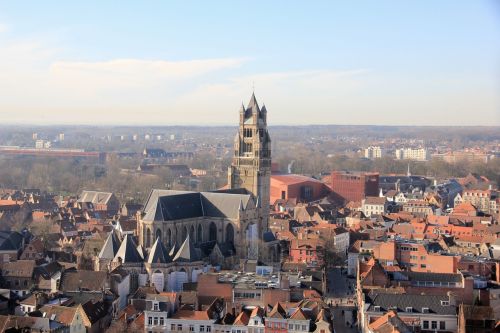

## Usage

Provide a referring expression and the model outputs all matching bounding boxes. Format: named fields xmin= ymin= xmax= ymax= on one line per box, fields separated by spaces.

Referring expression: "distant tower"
xmin=228 ymin=93 xmax=271 ymax=232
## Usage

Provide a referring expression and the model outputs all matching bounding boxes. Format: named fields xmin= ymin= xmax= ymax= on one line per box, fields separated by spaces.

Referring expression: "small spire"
xmin=239 ymin=199 xmax=245 ymax=211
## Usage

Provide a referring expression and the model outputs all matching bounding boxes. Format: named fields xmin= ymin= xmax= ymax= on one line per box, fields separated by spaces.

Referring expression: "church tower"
xmin=228 ymin=93 xmax=271 ymax=232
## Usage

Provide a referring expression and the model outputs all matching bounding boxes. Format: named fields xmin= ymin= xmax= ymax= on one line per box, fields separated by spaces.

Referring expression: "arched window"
xmin=166 ymin=229 xmax=172 ymax=247
xmin=189 ymin=225 xmax=195 ymax=240
xmin=225 ymin=224 xmax=234 ymax=244
xmin=146 ymin=228 xmax=151 ymax=248
xmin=209 ymin=222 xmax=217 ymax=242
xmin=197 ymin=224 xmax=203 ymax=243
xmin=182 ymin=226 xmax=188 ymax=241
xmin=156 ymin=229 xmax=162 ymax=241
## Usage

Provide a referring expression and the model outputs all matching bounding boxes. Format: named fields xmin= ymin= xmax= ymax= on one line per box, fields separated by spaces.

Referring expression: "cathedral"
xmin=135 ymin=93 xmax=273 ymax=265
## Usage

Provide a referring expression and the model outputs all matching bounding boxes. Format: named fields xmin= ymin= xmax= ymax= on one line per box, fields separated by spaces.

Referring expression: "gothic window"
xmin=189 ymin=225 xmax=195 ymax=239
xmin=209 ymin=222 xmax=217 ymax=242
xmin=197 ymin=224 xmax=203 ymax=243
xmin=166 ymin=229 xmax=172 ymax=247
xmin=182 ymin=226 xmax=188 ymax=241
xmin=243 ymin=143 xmax=253 ymax=154
xmin=146 ymin=228 xmax=151 ymax=248
xmin=226 ymin=224 xmax=234 ymax=244
xmin=155 ymin=229 xmax=162 ymax=241
xmin=244 ymin=128 xmax=253 ymax=138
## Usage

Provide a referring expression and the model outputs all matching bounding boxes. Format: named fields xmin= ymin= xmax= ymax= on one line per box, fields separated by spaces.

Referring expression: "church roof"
xmin=173 ymin=235 xmax=201 ymax=262
xmin=98 ymin=231 xmax=120 ymax=259
xmin=147 ymin=237 xmax=172 ymax=264
xmin=142 ymin=189 xmax=254 ymax=222
xmin=114 ymin=234 xmax=143 ymax=263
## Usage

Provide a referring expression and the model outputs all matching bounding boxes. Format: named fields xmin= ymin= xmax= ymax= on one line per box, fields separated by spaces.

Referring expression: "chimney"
xmin=447 ymin=291 xmax=456 ymax=306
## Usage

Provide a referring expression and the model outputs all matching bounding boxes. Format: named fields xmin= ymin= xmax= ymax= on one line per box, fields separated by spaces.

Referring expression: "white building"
xmin=395 ymin=148 xmax=429 ymax=161
xmin=362 ymin=197 xmax=387 ymax=217
xmin=364 ymin=146 xmax=384 ymax=159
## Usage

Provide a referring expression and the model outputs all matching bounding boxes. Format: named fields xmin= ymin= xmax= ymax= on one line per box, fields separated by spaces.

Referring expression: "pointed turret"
xmin=147 ymin=237 xmax=172 ymax=264
xmin=98 ymin=232 xmax=121 ymax=259
xmin=247 ymin=92 xmax=260 ymax=113
xmin=173 ymin=234 xmax=200 ymax=262
xmin=114 ymin=234 xmax=143 ymax=263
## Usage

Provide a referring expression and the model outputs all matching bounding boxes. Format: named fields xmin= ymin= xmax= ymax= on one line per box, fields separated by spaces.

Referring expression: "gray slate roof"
xmin=142 ymin=189 xmax=253 ymax=222
xmin=173 ymin=235 xmax=201 ymax=262
xmin=147 ymin=237 xmax=172 ymax=264
xmin=402 ymin=271 xmax=462 ymax=283
xmin=98 ymin=232 xmax=121 ymax=259
xmin=0 ymin=231 xmax=23 ymax=251
xmin=114 ymin=234 xmax=143 ymax=263
xmin=367 ymin=292 xmax=457 ymax=315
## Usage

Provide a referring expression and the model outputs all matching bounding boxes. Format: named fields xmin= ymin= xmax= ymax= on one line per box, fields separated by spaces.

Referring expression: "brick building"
xmin=270 ymin=174 xmax=329 ymax=204
xmin=330 ymin=171 xmax=379 ymax=204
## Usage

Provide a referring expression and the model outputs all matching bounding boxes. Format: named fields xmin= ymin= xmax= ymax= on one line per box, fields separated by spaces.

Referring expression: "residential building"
xmin=364 ymin=146 xmax=384 ymax=159
xmin=395 ymin=148 xmax=429 ymax=161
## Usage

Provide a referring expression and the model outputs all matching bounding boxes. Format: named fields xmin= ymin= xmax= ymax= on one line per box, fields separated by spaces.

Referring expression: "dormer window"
xmin=405 ymin=307 xmax=413 ymax=312
xmin=422 ymin=307 xmax=429 ymax=313
xmin=441 ymin=300 xmax=450 ymax=306
xmin=374 ymin=306 xmax=381 ymax=311
xmin=153 ymin=301 xmax=159 ymax=311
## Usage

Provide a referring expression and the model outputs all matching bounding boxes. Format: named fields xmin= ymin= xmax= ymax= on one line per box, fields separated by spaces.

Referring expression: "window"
xmin=178 ymin=324 xmax=183 ymax=331
xmin=153 ymin=317 xmax=158 ymax=326
xmin=441 ymin=300 xmax=450 ymax=306
xmin=289 ymin=324 xmax=293 ymax=330
xmin=295 ymin=324 xmax=300 ymax=330
xmin=153 ymin=302 xmax=159 ymax=311
xmin=440 ymin=321 xmax=445 ymax=330
xmin=267 ymin=323 xmax=271 ymax=328
xmin=207 ymin=326 xmax=212 ymax=332
xmin=160 ymin=317 xmax=164 ymax=326
xmin=148 ymin=317 xmax=153 ymax=326
xmin=281 ymin=323 xmax=286 ymax=329
xmin=281 ymin=191 xmax=286 ymax=200
xmin=190 ymin=325 xmax=195 ymax=332
xmin=201 ymin=326 xmax=205 ymax=332
xmin=254 ymin=321 xmax=258 ymax=325
xmin=423 ymin=321 xmax=429 ymax=329
xmin=431 ymin=321 xmax=437 ymax=329
xmin=301 ymin=325 xmax=307 ymax=331
xmin=171 ymin=324 xmax=176 ymax=331
xmin=420 ymin=264 xmax=426 ymax=268
xmin=422 ymin=307 xmax=429 ymax=313
xmin=405 ymin=307 xmax=412 ymax=313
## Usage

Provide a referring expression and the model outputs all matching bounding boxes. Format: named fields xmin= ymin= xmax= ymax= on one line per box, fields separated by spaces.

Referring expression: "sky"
xmin=0 ymin=1 xmax=499 ymax=126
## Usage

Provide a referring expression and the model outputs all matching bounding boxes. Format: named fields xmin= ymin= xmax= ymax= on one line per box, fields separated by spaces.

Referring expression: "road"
xmin=326 ymin=267 xmax=359 ymax=332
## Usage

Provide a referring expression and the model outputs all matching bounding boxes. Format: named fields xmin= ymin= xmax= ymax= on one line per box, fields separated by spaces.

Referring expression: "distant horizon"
xmin=0 ymin=1 xmax=499 ymax=126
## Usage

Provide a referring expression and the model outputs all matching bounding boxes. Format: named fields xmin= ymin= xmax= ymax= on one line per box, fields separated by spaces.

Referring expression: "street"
xmin=325 ymin=267 xmax=359 ymax=332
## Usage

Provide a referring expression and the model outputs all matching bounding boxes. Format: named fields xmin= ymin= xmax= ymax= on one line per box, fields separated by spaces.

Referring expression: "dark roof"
xmin=98 ymin=232 xmax=121 ymax=260
xmin=60 ymin=270 xmax=107 ymax=292
xmin=142 ymin=189 xmax=253 ymax=222
xmin=263 ymin=231 xmax=277 ymax=242
xmin=147 ymin=237 xmax=172 ymax=264
xmin=401 ymin=272 xmax=462 ymax=283
xmin=367 ymin=292 xmax=457 ymax=315
xmin=82 ymin=300 xmax=108 ymax=324
xmin=114 ymin=234 xmax=143 ymax=263
xmin=0 ymin=231 xmax=23 ymax=251
xmin=173 ymin=235 xmax=201 ymax=262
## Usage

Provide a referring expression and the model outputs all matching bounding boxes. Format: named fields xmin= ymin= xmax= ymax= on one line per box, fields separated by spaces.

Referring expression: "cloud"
xmin=0 ymin=23 xmax=8 ymax=33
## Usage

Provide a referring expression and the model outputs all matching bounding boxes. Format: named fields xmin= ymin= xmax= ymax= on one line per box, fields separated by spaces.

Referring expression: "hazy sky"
xmin=0 ymin=1 xmax=499 ymax=126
